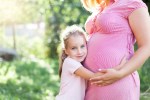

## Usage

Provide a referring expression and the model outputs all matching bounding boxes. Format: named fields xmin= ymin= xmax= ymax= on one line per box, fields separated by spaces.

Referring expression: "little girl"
xmin=55 ymin=25 xmax=102 ymax=100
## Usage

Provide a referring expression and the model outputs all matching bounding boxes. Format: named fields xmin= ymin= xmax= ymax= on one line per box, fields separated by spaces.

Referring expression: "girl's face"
xmin=65 ymin=35 xmax=87 ymax=62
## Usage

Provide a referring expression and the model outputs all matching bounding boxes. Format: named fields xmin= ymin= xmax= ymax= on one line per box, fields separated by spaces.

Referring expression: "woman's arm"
xmin=119 ymin=7 xmax=150 ymax=76
xmin=90 ymin=7 xmax=150 ymax=86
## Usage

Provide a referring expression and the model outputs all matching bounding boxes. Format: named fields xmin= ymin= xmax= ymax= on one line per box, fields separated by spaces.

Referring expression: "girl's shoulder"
xmin=63 ymin=57 xmax=82 ymax=74
xmin=63 ymin=57 xmax=81 ymax=68
xmin=64 ymin=57 xmax=77 ymax=63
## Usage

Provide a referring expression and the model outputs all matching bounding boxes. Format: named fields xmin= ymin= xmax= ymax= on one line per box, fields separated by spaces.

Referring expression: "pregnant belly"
xmin=84 ymin=33 xmax=127 ymax=72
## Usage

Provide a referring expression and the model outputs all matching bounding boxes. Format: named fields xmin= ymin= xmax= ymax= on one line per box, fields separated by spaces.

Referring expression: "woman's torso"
xmin=84 ymin=0 xmax=147 ymax=100
xmin=84 ymin=0 xmax=146 ymax=71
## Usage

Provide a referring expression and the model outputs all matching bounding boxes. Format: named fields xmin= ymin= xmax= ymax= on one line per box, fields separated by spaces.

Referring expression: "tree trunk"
xmin=12 ymin=24 xmax=16 ymax=50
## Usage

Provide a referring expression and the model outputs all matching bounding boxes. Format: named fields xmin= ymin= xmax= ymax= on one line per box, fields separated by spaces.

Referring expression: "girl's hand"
xmin=92 ymin=71 xmax=104 ymax=79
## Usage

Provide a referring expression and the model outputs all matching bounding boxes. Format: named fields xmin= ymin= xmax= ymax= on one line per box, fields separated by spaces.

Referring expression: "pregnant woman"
xmin=80 ymin=0 xmax=150 ymax=100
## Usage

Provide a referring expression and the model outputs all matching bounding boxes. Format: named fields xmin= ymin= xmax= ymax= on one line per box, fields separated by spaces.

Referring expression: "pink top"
xmin=84 ymin=0 xmax=147 ymax=100
xmin=84 ymin=0 xmax=147 ymax=71
xmin=56 ymin=57 xmax=86 ymax=100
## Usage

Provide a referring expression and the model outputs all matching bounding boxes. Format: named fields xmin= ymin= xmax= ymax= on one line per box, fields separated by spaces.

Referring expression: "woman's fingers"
xmin=92 ymin=79 xmax=114 ymax=86
xmin=90 ymin=69 xmax=122 ymax=86
xmin=91 ymin=80 xmax=103 ymax=85
xmin=90 ymin=69 xmax=107 ymax=81
xmin=90 ymin=76 xmax=103 ymax=82
xmin=98 ymin=69 xmax=107 ymax=73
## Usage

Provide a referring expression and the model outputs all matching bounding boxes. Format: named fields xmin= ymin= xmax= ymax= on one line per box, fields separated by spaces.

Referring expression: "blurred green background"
xmin=0 ymin=0 xmax=150 ymax=100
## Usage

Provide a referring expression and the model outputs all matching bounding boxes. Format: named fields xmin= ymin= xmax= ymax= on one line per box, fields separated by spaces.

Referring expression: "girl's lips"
xmin=76 ymin=55 xmax=84 ymax=58
xmin=76 ymin=55 xmax=86 ymax=60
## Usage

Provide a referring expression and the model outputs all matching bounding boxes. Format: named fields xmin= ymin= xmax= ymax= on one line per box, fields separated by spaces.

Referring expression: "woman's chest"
xmin=85 ymin=12 xmax=130 ymax=34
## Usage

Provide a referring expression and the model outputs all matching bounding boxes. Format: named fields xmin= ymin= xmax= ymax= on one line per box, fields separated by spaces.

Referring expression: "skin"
xmin=90 ymin=7 xmax=150 ymax=86
xmin=65 ymin=35 xmax=87 ymax=62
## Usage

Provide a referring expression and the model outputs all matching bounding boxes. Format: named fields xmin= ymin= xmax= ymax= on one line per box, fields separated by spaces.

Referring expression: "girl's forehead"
xmin=67 ymin=35 xmax=86 ymax=43
xmin=69 ymin=35 xmax=85 ymax=40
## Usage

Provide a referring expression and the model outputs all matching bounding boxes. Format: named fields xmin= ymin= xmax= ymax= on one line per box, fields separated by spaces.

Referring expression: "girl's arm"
xmin=74 ymin=66 xmax=94 ymax=80
xmin=74 ymin=56 xmax=127 ymax=80
xmin=74 ymin=66 xmax=103 ymax=80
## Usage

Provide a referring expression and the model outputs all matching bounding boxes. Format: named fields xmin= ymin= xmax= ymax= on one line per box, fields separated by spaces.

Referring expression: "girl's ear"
xmin=64 ymin=48 xmax=68 ymax=55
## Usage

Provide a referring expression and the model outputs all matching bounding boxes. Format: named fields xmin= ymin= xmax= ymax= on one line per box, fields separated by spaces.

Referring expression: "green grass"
xmin=0 ymin=57 xmax=150 ymax=100
xmin=0 ymin=57 xmax=59 ymax=100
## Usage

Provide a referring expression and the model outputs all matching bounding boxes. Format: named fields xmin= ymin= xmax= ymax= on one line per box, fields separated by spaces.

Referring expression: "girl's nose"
xmin=77 ymin=48 xmax=82 ymax=54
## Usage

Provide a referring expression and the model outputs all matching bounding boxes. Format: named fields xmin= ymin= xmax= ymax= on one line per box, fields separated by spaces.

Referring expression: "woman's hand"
xmin=90 ymin=57 xmax=127 ymax=86
xmin=90 ymin=69 xmax=122 ymax=86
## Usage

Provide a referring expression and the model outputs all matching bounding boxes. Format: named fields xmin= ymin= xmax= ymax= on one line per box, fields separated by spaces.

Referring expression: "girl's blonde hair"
xmin=59 ymin=25 xmax=87 ymax=77
xmin=80 ymin=0 xmax=106 ymax=12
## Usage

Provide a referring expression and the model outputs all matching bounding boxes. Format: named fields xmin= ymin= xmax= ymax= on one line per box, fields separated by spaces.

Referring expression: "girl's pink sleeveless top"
xmin=84 ymin=0 xmax=147 ymax=100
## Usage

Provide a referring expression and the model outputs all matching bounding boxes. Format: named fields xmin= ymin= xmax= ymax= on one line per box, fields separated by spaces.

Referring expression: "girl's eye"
xmin=71 ymin=47 xmax=76 ymax=50
xmin=81 ymin=45 xmax=85 ymax=48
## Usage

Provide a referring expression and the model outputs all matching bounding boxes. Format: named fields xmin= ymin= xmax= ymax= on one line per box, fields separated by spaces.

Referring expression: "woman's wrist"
xmin=114 ymin=67 xmax=126 ymax=80
xmin=117 ymin=69 xmax=126 ymax=79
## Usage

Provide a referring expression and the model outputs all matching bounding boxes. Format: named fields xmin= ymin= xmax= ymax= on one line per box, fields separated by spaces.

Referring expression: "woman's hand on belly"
xmin=90 ymin=69 xmax=122 ymax=86
xmin=89 ymin=57 xmax=127 ymax=86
